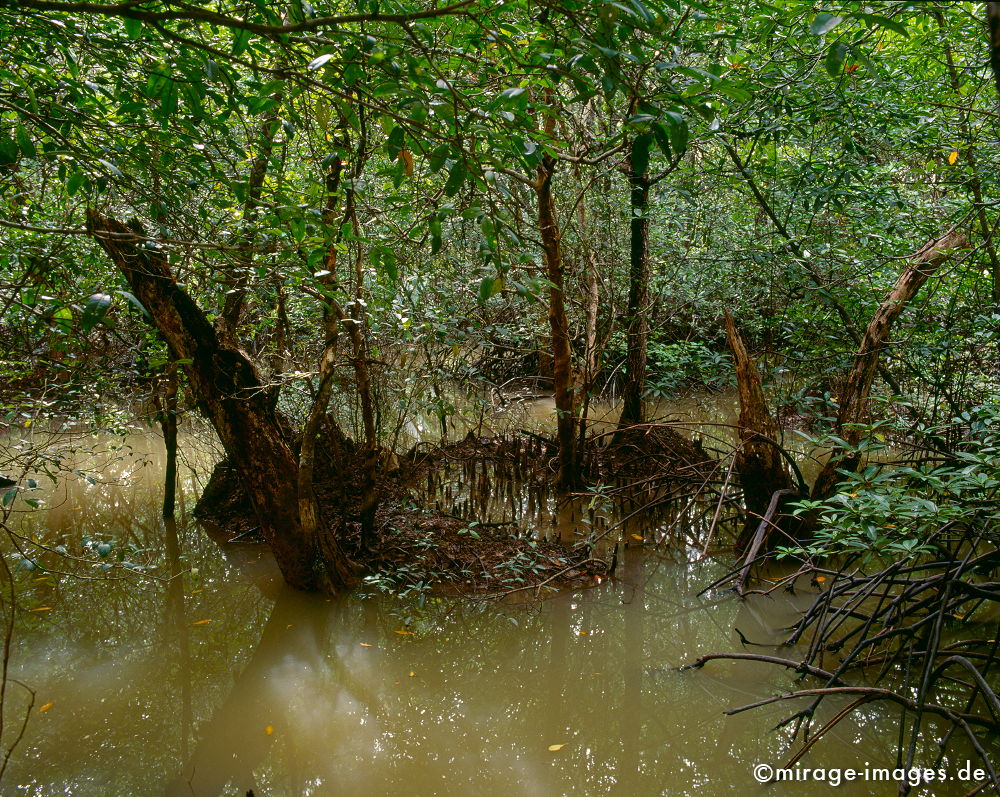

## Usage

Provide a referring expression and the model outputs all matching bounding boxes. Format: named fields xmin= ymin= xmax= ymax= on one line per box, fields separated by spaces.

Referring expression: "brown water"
xmin=0 ymin=421 xmax=964 ymax=796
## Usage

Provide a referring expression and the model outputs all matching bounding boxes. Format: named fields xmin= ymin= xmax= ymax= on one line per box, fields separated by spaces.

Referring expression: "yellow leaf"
xmin=31 ymin=607 xmax=52 ymax=612
xmin=360 ymin=642 xmax=374 ymax=647
xmin=265 ymin=725 xmax=274 ymax=735
xmin=949 ymin=150 xmax=959 ymax=165
xmin=630 ymin=534 xmax=644 ymax=542
xmin=548 ymin=744 xmax=565 ymax=752
xmin=38 ymin=702 xmax=53 ymax=713
xmin=393 ymin=630 xmax=413 ymax=635
xmin=192 ymin=619 xmax=211 ymax=626
xmin=815 ymin=576 xmax=827 ymax=583
xmin=577 ymin=631 xmax=589 ymax=636
xmin=409 ymin=671 xmax=415 ymax=677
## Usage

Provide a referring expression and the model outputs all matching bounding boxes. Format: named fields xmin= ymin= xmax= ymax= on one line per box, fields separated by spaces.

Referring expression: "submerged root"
xmin=194 ymin=431 xmax=608 ymax=597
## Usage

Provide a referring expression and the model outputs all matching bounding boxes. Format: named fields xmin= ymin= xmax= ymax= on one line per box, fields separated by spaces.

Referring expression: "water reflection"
xmin=1 ymin=425 xmax=956 ymax=797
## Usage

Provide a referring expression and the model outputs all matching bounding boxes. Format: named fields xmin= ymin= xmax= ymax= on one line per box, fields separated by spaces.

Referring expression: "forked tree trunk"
xmin=724 ymin=311 xmax=795 ymax=552
xmin=617 ymin=133 xmax=653 ymax=433
xmin=810 ymin=229 xmax=969 ymax=504
xmin=87 ymin=210 xmax=356 ymax=592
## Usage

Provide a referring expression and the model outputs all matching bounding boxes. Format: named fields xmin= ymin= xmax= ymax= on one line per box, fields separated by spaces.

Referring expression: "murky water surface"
xmin=0 ymin=408 xmax=961 ymax=796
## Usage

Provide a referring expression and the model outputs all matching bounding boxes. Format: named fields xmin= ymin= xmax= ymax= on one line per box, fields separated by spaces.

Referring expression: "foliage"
xmin=783 ymin=398 xmax=1000 ymax=561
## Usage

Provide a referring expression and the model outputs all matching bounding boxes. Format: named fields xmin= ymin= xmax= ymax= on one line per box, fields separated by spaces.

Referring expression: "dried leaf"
xmin=265 ymin=725 xmax=274 ymax=735
xmin=38 ymin=701 xmax=53 ymax=713
xmin=360 ymin=642 xmax=374 ymax=647
xmin=548 ymin=744 xmax=565 ymax=751
xmin=400 ymin=148 xmax=414 ymax=176
xmin=409 ymin=671 xmax=415 ymax=677
xmin=577 ymin=631 xmax=589 ymax=636
xmin=192 ymin=619 xmax=211 ymax=626
xmin=393 ymin=629 xmax=413 ymax=635
xmin=630 ymin=534 xmax=644 ymax=542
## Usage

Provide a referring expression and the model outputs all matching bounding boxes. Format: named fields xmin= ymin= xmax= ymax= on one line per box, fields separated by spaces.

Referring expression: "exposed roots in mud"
xmin=194 ymin=425 xmax=717 ymax=597
xmin=686 ymin=522 xmax=1000 ymax=789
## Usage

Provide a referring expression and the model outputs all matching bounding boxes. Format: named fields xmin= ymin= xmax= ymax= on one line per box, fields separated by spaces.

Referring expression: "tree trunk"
xmin=536 ymin=153 xmax=579 ymax=490
xmin=724 ymin=311 xmax=795 ymax=552
xmin=86 ymin=210 xmax=356 ymax=592
xmin=810 ymin=229 xmax=969 ymax=504
xmin=617 ymin=133 xmax=653 ymax=432
xmin=155 ymin=361 xmax=179 ymax=519
xmin=219 ymin=80 xmax=282 ymax=343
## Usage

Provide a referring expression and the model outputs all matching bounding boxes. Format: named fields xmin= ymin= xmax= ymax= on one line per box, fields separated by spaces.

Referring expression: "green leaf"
xmin=662 ymin=111 xmax=688 ymax=155
xmin=630 ymin=133 xmax=652 ymax=175
xmin=81 ymin=293 xmax=112 ymax=333
xmin=97 ymin=158 xmax=125 ymax=179
xmin=826 ymin=42 xmax=848 ymax=77
xmin=66 ymin=171 xmax=86 ymax=196
xmin=478 ymin=275 xmax=504 ymax=302
xmin=386 ymin=125 xmax=405 ymax=159
xmin=123 ymin=17 xmax=142 ymax=39
xmin=52 ymin=306 xmax=73 ymax=334
xmin=811 ymin=13 xmax=843 ymax=36
xmin=382 ymin=249 xmax=398 ymax=282
xmin=444 ymin=160 xmax=466 ymax=197
xmin=309 ymin=53 xmax=335 ymax=71
xmin=651 ymin=122 xmax=672 ymax=158
xmin=232 ymin=28 xmax=251 ymax=56
xmin=115 ymin=290 xmax=151 ymax=320
xmin=16 ymin=125 xmax=35 ymax=158
xmin=0 ymin=136 xmax=18 ymax=167
xmin=2 ymin=488 xmax=17 ymax=508
xmin=430 ymin=217 xmax=442 ymax=255
xmin=853 ymin=12 xmax=908 ymax=37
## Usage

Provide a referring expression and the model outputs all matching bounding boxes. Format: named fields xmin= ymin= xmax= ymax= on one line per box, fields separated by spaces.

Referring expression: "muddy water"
xmin=0 ymin=424 xmax=956 ymax=797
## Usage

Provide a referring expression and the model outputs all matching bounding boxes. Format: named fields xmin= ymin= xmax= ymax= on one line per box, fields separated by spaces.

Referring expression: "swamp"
xmin=1 ymin=1 xmax=1000 ymax=795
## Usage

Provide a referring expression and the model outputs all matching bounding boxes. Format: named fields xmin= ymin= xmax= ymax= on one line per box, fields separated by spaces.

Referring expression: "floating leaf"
xmin=577 ymin=631 xmax=589 ymax=636
xmin=192 ymin=618 xmax=211 ymax=626
xmin=39 ymin=702 xmax=54 ymax=713
xmin=360 ymin=642 xmax=374 ymax=647
xmin=265 ymin=725 xmax=274 ymax=735
xmin=548 ymin=744 xmax=565 ymax=751
xmin=393 ymin=629 xmax=413 ymax=635
xmin=409 ymin=671 xmax=415 ymax=677
xmin=630 ymin=534 xmax=644 ymax=542
xmin=31 ymin=606 xmax=52 ymax=612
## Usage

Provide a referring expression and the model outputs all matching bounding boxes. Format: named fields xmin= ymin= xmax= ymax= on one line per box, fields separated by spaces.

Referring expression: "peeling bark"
xmin=724 ymin=311 xmax=795 ymax=552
